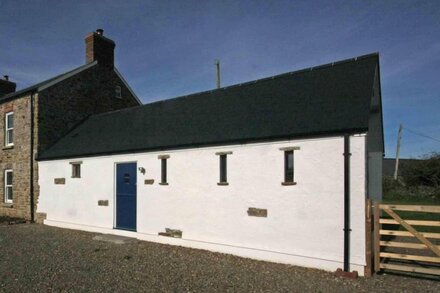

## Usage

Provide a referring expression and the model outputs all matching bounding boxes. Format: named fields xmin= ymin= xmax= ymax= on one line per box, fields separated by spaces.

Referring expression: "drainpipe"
xmin=343 ymin=134 xmax=351 ymax=271
xmin=29 ymin=91 xmax=35 ymax=222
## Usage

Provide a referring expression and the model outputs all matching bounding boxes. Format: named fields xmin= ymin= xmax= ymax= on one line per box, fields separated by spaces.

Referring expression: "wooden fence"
xmin=372 ymin=202 xmax=440 ymax=276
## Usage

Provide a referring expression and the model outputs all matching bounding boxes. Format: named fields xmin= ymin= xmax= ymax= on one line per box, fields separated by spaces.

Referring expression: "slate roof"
xmin=0 ymin=62 xmax=97 ymax=102
xmin=38 ymin=53 xmax=380 ymax=161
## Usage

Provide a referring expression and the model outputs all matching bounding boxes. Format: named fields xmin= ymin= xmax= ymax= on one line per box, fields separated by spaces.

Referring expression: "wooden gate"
xmin=373 ymin=203 xmax=440 ymax=276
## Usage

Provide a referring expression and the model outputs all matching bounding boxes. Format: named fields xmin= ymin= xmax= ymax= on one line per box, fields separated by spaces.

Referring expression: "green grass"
xmin=382 ymin=193 xmax=440 ymax=233
xmin=382 ymin=197 xmax=440 ymax=205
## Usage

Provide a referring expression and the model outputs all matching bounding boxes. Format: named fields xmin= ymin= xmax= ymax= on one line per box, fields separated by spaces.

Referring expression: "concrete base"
xmin=93 ymin=234 xmax=136 ymax=244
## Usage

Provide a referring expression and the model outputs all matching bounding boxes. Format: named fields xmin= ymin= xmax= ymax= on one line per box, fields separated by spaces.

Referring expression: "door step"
xmin=93 ymin=233 xmax=136 ymax=245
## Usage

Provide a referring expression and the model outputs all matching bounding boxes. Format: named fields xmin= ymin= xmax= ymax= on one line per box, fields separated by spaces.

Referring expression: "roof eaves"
xmin=37 ymin=128 xmax=368 ymax=161
xmin=114 ymin=68 xmax=142 ymax=105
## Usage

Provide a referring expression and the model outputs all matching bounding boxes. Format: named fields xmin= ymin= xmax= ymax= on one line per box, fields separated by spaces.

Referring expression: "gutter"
xmin=36 ymin=129 xmax=369 ymax=162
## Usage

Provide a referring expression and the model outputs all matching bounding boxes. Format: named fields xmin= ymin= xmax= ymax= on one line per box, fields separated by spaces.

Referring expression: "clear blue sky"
xmin=1 ymin=0 xmax=439 ymax=158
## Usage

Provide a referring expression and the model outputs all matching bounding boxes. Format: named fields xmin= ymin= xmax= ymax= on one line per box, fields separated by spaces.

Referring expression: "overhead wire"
xmin=403 ymin=127 xmax=440 ymax=144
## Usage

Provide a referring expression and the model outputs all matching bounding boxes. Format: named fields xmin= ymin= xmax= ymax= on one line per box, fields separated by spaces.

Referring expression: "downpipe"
xmin=343 ymin=134 xmax=351 ymax=272
xmin=335 ymin=134 xmax=356 ymax=278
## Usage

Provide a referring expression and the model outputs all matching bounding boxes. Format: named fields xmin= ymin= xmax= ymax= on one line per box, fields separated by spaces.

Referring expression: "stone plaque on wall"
xmin=247 ymin=207 xmax=268 ymax=217
xmin=158 ymin=228 xmax=182 ymax=238
xmin=54 ymin=178 xmax=66 ymax=185
xmin=98 ymin=200 xmax=109 ymax=206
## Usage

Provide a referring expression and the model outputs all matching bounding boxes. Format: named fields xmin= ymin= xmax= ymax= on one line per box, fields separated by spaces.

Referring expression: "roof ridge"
xmin=144 ymin=52 xmax=379 ymax=106
xmin=90 ymin=52 xmax=379 ymax=119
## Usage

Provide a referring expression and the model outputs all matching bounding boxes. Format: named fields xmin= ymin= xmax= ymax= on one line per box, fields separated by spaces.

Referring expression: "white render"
xmin=37 ymin=134 xmax=368 ymax=275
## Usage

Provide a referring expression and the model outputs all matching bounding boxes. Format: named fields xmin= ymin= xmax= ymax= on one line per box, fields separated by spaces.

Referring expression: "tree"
xmin=402 ymin=153 xmax=440 ymax=188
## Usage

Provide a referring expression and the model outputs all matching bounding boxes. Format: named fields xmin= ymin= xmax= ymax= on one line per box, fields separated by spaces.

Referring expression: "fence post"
xmin=373 ymin=201 xmax=380 ymax=273
xmin=365 ymin=199 xmax=373 ymax=277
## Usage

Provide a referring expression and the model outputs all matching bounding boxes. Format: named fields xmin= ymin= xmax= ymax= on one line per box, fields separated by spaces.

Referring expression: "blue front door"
xmin=116 ymin=162 xmax=137 ymax=231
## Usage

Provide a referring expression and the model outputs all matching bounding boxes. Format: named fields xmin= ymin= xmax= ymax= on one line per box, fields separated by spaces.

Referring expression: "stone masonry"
xmin=0 ymin=30 xmax=140 ymax=220
xmin=0 ymin=95 xmax=34 ymax=218
xmin=37 ymin=64 xmax=139 ymax=153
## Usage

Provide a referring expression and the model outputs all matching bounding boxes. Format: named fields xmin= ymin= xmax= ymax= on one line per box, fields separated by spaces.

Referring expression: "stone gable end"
xmin=0 ymin=63 xmax=139 ymax=220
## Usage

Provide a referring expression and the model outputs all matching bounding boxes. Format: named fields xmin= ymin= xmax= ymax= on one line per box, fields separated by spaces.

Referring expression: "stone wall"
xmin=37 ymin=64 xmax=140 ymax=153
xmin=0 ymin=63 xmax=140 ymax=220
xmin=0 ymin=94 xmax=36 ymax=219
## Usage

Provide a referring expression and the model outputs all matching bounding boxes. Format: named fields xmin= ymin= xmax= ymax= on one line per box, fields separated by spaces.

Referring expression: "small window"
xmin=215 ymin=151 xmax=232 ymax=185
xmin=5 ymin=112 xmax=14 ymax=146
xmin=4 ymin=170 xmax=13 ymax=203
xmin=115 ymin=85 xmax=122 ymax=99
xmin=70 ymin=162 xmax=82 ymax=178
xmin=284 ymin=151 xmax=294 ymax=183
xmin=158 ymin=155 xmax=169 ymax=185
xmin=219 ymin=154 xmax=227 ymax=183
xmin=161 ymin=159 xmax=167 ymax=184
xmin=280 ymin=147 xmax=299 ymax=185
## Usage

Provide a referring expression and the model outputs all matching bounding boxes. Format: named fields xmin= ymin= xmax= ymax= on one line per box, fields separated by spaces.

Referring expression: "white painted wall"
xmin=37 ymin=134 xmax=367 ymax=274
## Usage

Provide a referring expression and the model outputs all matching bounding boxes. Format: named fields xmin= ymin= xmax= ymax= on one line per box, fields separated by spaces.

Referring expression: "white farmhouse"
xmin=36 ymin=53 xmax=384 ymax=276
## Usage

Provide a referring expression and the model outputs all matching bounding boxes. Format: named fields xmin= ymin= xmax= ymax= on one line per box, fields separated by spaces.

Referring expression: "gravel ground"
xmin=0 ymin=224 xmax=439 ymax=292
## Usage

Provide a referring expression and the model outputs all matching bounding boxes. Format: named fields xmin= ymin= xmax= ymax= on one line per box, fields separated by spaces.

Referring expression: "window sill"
xmin=281 ymin=182 xmax=297 ymax=186
xmin=71 ymin=177 xmax=81 ymax=179
xmin=159 ymin=182 xmax=169 ymax=186
xmin=2 ymin=145 xmax=14 ymax=150
xmin=217 ymin=182 xmax=229 ymax=186
xmin=2 ymin=203 xmax=13 ymax=208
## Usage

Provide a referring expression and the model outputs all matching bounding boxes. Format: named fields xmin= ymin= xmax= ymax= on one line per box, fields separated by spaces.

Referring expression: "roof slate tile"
xmin=38 ymin=53 xmax=379 ymax=160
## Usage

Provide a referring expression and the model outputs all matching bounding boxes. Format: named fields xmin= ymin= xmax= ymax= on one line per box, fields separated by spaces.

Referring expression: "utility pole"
xmin=215 ymin=59 xmax=221 ymax=89
xmin=394 ymin=124 xmax=403 ymax=180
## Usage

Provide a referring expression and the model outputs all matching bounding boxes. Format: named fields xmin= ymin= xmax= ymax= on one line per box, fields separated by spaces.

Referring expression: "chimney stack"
xmin=85 ymin=29 xmax=115 ymax=68
xmin=0 ymin=75 xmax=16 ymax=96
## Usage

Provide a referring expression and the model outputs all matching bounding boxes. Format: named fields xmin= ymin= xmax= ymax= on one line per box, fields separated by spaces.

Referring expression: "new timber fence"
xmin=372 ymin=202 xmax=440 ymax=276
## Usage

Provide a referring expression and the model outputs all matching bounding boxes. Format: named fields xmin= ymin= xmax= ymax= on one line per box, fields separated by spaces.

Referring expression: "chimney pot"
xmin=4 ymin=75 xmax=9 ymax=81
xmin=96 ymin=29 xmax=104 ymax=36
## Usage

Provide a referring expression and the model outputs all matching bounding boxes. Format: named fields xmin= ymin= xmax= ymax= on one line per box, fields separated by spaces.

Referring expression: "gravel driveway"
xmin=0 ymin=224 xmax=439 ymax=292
